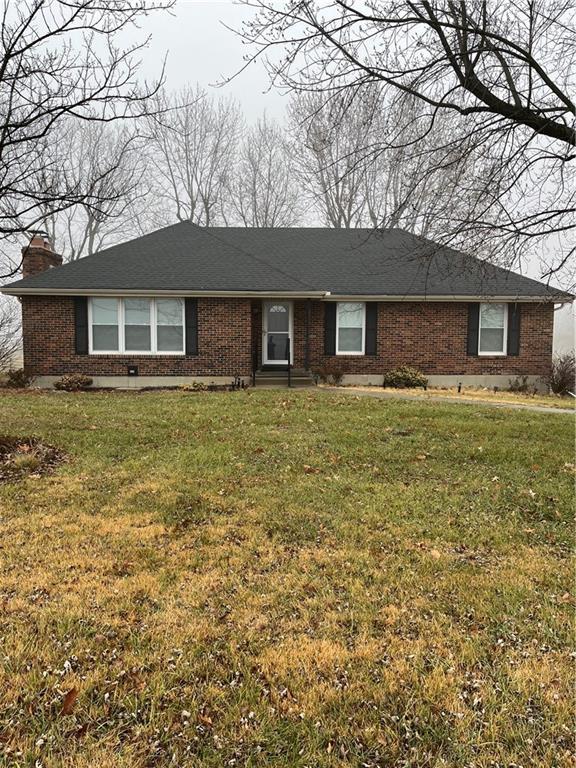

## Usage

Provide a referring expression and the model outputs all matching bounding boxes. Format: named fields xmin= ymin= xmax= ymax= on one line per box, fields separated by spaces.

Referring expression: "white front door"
xmin=262 ymin=301 xmax=293 ymax=365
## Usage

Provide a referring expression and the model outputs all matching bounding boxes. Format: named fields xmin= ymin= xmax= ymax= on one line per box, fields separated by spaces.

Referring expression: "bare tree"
xmin=287 ymin=91 xmax=370 ymax=227
xmin=229 ymin=115 xmax=302 ymax=226
xmin=288 ymin=88 xmax=432 ymax=229
xmin=289 ymin=89 xmax=398 ymax=227
xmin=0 ymin=297 xmax=19 ymax=372
xmin=239 ymin=1 xmax=576 ymax=279
xmin=39 ymin=120 xmax=146 ymax=261
xmin=288 ymin=88 xmax=487 ymax=239
xmin=145 ymin=85 xmax=242 ymax=226
xmin=364 ymin=95 xmax=510 ymax=245
xmin=0 ymin=0 xmax=173 ymax=279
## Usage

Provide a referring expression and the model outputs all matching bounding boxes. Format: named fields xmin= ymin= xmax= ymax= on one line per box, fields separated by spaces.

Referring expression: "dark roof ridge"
xmin=196 ymin=226 xmax=320 ymax=292
xmin=72 ymin=220 xmax=190 ymax=263
xmin=386 ymin=227 xmax=561 ymax=293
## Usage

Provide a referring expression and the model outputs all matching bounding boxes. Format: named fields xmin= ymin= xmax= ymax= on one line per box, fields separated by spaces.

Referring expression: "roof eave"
xmin=324 ymin=293 xmax=574 ymax=303
xmin=1 ymin=287 xmax=572 ymax=303
xmin=0 ymin=287 xmax=328 ymax=298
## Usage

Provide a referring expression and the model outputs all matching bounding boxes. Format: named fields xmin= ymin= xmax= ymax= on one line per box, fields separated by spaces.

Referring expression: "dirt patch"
xmin=0 ymin=436 xmax=66 ymax=484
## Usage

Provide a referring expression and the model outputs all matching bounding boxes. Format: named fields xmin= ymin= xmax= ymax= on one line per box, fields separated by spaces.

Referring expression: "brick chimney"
xmin=21 ymin=233 xmax=63 ymax=278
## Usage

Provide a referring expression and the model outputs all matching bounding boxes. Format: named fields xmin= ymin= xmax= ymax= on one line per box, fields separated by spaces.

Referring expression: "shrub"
xmin=54 ymin=374 xmax=93 ymax=392
xmin=546 ymin=353 xmax=575 ymax=395
xmin=382 ymin=366 xmax=428 ymax=389
xmin=3 ymin=368 xmax=34 ymax=388
xmin=313 ymin=364 xmax=344 ymax=386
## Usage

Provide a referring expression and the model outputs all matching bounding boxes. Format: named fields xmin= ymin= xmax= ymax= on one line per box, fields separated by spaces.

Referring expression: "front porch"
xmin=250 ymin=299 xmax=315 ymax=387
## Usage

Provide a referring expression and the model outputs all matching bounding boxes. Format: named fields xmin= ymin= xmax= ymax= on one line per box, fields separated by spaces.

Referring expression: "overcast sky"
xmin=136 ymin=0 xmax=574 ymax=351
xmin=140 ymin=1 xmax=286 ymax=120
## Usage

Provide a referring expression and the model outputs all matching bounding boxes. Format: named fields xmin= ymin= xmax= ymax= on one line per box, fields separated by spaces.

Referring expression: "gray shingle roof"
xmin=2 ymin=224 xmax=572 ymax=300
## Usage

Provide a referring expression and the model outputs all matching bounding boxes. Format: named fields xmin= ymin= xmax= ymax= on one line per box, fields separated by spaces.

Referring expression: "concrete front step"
xmin=254 ymin=369 xmax=315 ymax=388
xmin=258 ymin=368 xmax=310 ymax=377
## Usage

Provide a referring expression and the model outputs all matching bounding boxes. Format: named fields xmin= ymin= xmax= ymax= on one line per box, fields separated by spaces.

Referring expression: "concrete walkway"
xmin=325 ymin=387 xmax=575 ymax=415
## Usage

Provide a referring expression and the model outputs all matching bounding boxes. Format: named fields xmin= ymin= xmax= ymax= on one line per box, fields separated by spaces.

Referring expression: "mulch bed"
xmin=0 ymin=436 xmax=66 ymax=484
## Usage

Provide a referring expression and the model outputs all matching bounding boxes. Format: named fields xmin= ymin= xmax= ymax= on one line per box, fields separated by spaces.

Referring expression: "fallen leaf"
xmin=198 ymin=713 xmax=213 ymax=728
xmin=61 ymin=687 xmax=78 ymax=715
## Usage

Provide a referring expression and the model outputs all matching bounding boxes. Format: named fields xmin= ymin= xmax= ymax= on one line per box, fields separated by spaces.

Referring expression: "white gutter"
xmin=321 ymin=294 xmax=573 ymax=303
xmin=0 ymin=287 xmax=571 ymax=303
xmin=0 ymin=288 xmax=327 ymax=298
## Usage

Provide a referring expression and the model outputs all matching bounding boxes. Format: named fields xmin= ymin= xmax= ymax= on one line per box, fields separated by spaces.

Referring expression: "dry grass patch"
xmin=0 ymin=435 xmax=65 ymax=483
xmin=0 ymin=389 xmax=573 ymax=767
xmin=341 ymin=385 xmax=575 ymax=409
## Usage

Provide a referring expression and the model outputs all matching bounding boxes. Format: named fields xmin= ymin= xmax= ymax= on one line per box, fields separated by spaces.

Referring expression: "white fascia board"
xmin=1 ymin=288 xmax=572 ymax=303
xmin=321 ymin=294 xmax=573 ymax=303
xmin=0 ymin=288 xmax=327 ymax=298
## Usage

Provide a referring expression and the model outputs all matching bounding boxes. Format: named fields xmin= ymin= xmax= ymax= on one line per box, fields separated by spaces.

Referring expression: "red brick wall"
xmin=22 ymin=296 xmax=253 ymax=377
xmin=22 ymin=246 xmax=62 ymax=278
xmin=294 ymin=300 xmax=553 ymax=377
xmin=21 ymin=296 xmax=554 ymax=378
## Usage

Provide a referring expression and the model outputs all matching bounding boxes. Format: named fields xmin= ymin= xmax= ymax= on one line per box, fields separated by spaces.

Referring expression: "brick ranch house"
xmin=2 ymin=224 xmax=572 ymax=389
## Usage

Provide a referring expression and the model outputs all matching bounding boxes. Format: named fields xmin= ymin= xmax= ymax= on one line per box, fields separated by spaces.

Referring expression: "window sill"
xmin=335 ymin=351 xmax=365 ymax=357
xmin=478 ymin=352 xmax=507 ymax=357
xmin=87 ymin=352 xmax=187 ymax=357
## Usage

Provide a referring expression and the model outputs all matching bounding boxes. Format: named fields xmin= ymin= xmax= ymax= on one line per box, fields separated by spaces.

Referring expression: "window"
xmin=157 ymin=299 xmax=184 ymax=352
xmin=89 ymin=298 xmax=185 ymax=355
xmin=336 ymin=302 xmax=365 ymax=355
xmin=125 ymin=298 xmax=151 ymax=352
xmin=479 ymin=303 xmax=507 ymax=355
xmin=91 ymin=298 xmax=119 ymax=352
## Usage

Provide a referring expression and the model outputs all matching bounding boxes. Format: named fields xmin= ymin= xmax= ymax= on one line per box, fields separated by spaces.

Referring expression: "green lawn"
xmin=0 ymin=390 xmax=573 ymax=768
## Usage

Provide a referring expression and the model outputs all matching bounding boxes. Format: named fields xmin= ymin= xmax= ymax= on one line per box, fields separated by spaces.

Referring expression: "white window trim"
xmin=88 ymin=297 xmax=186 ymax=356
xmin=336 ymin=301 xmax=366 ymax=356
xmin=478 ymin=302 xmax=508 ymax=357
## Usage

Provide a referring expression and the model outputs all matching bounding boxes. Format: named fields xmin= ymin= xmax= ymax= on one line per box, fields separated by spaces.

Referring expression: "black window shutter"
xmin=74 ymin=297 xmax=88 ymax=355
xmin=507 ymin=303 xmax=521 ymax=356
xmin=365 ymin=302 xmax=378 ymax=355
xmin=324 ymin=303 xmax=336 ymax=356
xmin=467 ymin=303 xmax=480 ymax=356
xmin=185 ymin=298 xmax=198 ymax=356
